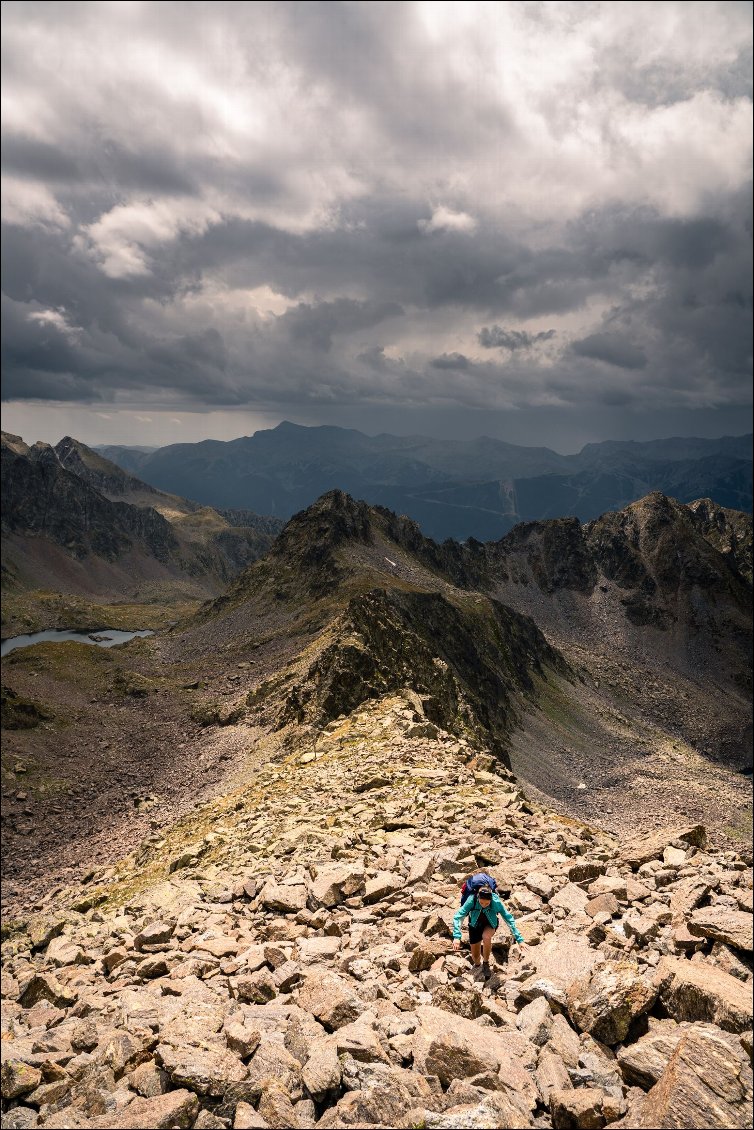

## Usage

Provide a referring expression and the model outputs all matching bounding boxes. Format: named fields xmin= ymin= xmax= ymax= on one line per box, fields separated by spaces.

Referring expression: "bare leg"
xmin=481 ymin=926 xmax=496 ymax=965
xmin=470 ymin=941 xmax=482 ymax=965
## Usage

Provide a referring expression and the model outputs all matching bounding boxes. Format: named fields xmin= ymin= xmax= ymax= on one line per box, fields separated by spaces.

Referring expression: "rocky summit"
xmin=1 ymin=692 xmax=752 ymax=1130
xmin=1 ymin=488 xmax=752 ymax=1129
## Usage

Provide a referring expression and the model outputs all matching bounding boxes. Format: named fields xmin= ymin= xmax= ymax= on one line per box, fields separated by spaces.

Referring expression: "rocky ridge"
xmin=195 ymin=489 xmax=752 ymax=777
xmin=1 ymin=693 xmax=752 ymax=1130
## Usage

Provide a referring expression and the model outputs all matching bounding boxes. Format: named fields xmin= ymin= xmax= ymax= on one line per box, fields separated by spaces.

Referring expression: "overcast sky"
xmin=2 ymin=0 xmax=752 ymax=452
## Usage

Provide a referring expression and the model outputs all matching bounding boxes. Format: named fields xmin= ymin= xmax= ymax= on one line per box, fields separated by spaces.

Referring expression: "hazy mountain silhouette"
xmin=98 ymin=423 xmax=752 ymax=541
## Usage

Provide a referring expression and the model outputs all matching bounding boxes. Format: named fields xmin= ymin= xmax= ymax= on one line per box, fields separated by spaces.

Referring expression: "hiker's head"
xmin=477 ymin=886 xmax=492 ymax=902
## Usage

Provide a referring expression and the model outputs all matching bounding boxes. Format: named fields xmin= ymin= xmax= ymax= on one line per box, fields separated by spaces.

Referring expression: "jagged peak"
xmin=267 ymin=492 xmax=376 ymax=594
xmin=56 ymin=434 xmax=85 ymax=451
xmin=273 ymin=490 xmax=450 ymax=575
xmin=276 ymin=490 xmax=374 ymax=546
xmin=28 ymin=440 xmax=58 ymax=464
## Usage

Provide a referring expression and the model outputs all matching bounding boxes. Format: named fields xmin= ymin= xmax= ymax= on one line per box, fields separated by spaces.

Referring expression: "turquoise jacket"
xmin=453 ymin=893 xmax=524 ymax=943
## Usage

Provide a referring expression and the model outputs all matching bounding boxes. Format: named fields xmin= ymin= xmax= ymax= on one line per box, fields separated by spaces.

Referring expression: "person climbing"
xmin=452 ymin=881 xmax=524 ymax=980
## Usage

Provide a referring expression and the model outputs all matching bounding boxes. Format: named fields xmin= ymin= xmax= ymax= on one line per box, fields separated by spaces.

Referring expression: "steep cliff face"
xmin=489 ymin=517 xmax=598 ymax=594
xmin=581 ymin=493 xmax=751 ymax=631
xmin=686 ymin=497 xmax=753 ymax=586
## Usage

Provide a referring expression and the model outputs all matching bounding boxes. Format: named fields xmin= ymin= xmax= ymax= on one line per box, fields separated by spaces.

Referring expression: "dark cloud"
xmin=279 ymin=298 xmax=404 ymax=353
xmin=572 ymin=333 xmax=648 ymax=370
xmin=430 ymin=353 xmax=470 ymax=370
xmin=478 ymin=326 xmax=556 ymax=350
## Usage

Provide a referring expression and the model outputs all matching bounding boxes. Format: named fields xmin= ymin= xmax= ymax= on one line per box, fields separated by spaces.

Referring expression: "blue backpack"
xmin=460 ymin=872 xmax=497 ymax=906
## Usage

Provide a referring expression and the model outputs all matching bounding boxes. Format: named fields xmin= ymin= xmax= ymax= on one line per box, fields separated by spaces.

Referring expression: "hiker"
xmin=452 ymin=876 xmax=524 ymax=980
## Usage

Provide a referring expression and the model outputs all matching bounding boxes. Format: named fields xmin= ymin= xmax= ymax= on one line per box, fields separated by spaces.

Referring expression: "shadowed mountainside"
xmin=1 ymin=432 xmax=282 ymax=637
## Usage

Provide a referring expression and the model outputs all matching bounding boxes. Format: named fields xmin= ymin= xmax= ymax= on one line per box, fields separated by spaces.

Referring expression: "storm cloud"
xmin=1 ymin=1 xmax=752 ymax=449
xmin=478 ymin=326 xmax=557 ymax=351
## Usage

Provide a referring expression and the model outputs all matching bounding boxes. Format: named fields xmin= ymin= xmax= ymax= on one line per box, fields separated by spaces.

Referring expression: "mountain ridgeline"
xmin=182 ymin=488 xmax=752 ymax=778
xmin=98 ymin=422 xmax=753 ymax=541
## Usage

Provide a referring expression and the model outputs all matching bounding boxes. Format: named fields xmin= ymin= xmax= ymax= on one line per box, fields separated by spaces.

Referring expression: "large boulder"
xmin=408 ymin=938 xmax=451 ymax=973
xmin=621 ymin=826 xmax=706 ymax=869
xmin=424 ymin=1093 xmax=537 ymax=1129
xmin=550 ymin=884 xmax=589 ymax=914
xmin=616 ymin=1018 xmax=747 ymax=1092
xmin=133 ymin=921 xmax=175 ymax=950
xmin=316 ymin=1058 xmax=440 ymax=1129
xmin=517 ymin=996 xmax=554 ymax=1046
xmin=302 ymin=1044 xmax=342 ymax=1099
xmin=634 ymin=1026 xmax=753 ymax=1129
xmin=363 ymin=872 xmax=403 ymax=904
xmin=296 ymin=970 xmax=365 ymax=1030
xmin=18 ymin=972 xmax=77 ymax=1009
xmin=519 ymin=935 xmax=603 ymax=1008
xmin=257 ymin=1079 xmax=301 ymax=1128
xmin=549 ymin=1087 xmax=613 ymax=1129
xmin=668 ymin=878 xmax=710 ymax=918
xmin=688 ymin=907 xmax=753 ymax=952
xmin=296 ymin=936 xmax=342 ymax=963
xmin=412 ymin=1005 xmax=538 ymax=1116
xmin=87 ymin=1090 xmax=200 ymax=1129
xmin=658 ymin=957 xmax=753 ymax=1033
xmin=308 ymin=864 xmax=364 ymax=908
xmin=236 ymin=970 xmax=278 ymax=1004
xmin=567 ymin=960 xmax=658 ymax=1046
xmin=1 ymin=1060 xmax=42 ymax=1099
xmin=617 ymin=1018 xmax=688 ymax=1089
xmin=245 ymin=1039 xmax=303 ymax=1101
xmin=154 ymin=1042 xmax=247 ymax=1096
xmin=260 ymin=881 xmax=308 ymax=914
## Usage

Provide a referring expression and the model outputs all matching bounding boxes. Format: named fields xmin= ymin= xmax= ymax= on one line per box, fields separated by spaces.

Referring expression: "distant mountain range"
xmin=97 ymin=423 xmax=753 ymax=541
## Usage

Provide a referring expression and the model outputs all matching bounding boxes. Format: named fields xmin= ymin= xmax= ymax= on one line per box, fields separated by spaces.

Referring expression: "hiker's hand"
xmin=453 ymin=939 xmax=461 ymax=951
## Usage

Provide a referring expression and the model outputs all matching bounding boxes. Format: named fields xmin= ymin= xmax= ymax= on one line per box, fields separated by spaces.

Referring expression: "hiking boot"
xmin=482 ymin=962 xmax=491 ymax=979
xmin=472 ymin=963 xmax=486 ymax=981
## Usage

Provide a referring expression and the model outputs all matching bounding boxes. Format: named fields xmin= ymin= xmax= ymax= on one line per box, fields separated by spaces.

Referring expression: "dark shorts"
xmin=468 ymin=913 xmax=496 ymax=945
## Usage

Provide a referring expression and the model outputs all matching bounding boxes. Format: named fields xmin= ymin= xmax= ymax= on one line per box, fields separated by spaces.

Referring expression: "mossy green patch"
xmin=722 ymin=804 xmax=753 ymax=846
xmin=0 ymin=918 xmax=27 ymax=943
xmin=190 ymin=700 xmax=246 ymax=726
xmin=3 ymin=640 xmax=116 ymax=683
xmin=111 ymin=671 xmax=161 ymax=698
xmin=1 ymin=685 xmax=54 ymax=730
xmin=1 ymin=590 xmax=202 ymax=637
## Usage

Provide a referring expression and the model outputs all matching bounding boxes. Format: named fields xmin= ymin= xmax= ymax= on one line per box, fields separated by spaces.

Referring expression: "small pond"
xmin=1 ymin=628 xmax=154 ymax=659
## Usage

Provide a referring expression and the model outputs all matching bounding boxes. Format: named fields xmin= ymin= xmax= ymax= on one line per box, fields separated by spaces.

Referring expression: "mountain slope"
xmin=98 ymin=422 xmax=752 ymax=540
xmin=1 ymin=433 xmax=282 ymax=637
xmin=177 ymin=488 xmax=751 ymax=781
xmin=1 ymin=490 xmax=750 ymax=931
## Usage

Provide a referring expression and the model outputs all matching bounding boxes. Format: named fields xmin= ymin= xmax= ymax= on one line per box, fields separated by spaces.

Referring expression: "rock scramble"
xmin=1 ymin=693 xmax=752 ymax=1129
